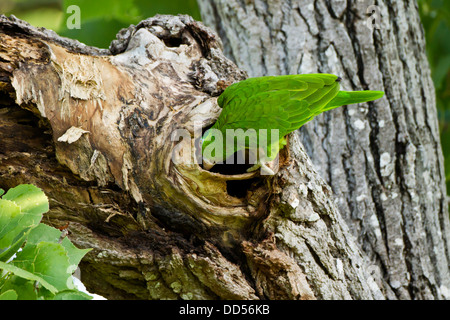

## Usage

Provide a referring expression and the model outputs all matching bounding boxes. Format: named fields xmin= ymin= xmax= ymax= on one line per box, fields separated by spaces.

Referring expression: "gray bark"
xmin=197 ymin=0 xmax=450 ymax=299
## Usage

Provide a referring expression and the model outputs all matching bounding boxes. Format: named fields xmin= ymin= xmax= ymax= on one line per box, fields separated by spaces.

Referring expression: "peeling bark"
xmin=197 ymin=0 xmax=450 ymax=299
xmin=1 ymin=14 xmax=386 ymax=299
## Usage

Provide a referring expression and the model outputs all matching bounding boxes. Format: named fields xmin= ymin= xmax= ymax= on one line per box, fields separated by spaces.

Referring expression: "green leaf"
xmin=12 ymin=241 xmax=73 ymax=292
xmin=0 ymin=188 xmax=4 ymax=197
xmin=3 ymin=184 xmax=49 ymax=217
xmin=0 ymin=199 xmax=22 ymax=246
xmin=0 ymin=289 xmax=18 ymax=300
xmin=26 ymin=223 xmax=61 ymax=245
xmin=0 ymin=198 xmax=31 ymax=262
xmin=27 ymin=223 xmax=92 ymax=273
xmin=0 ymin=185 xmax=49 ymax=262
xmin=0 ymin=184 xmax=91 ymax=300
xmin=0 ymin=231 xmax=28 ymax=263
xmin=0 ymin=260 xmax=58 ymax=294
xmin=61 ymin=238 xmax=92 ymax=274
xmin=0 ymin=275 xmax=38 ymax=300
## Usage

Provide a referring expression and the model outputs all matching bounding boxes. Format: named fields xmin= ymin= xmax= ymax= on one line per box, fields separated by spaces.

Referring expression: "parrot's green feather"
xmin=202 ymin=74 xmax=384 ymax=165
xmin=323 ymin=90 xmax=385 ymax=111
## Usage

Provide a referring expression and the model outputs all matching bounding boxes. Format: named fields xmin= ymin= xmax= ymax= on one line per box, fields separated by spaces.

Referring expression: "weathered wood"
xmin=197 ymin=0 xmax=450 ymax=299
xmin=1 ymin=14 xmax=382 ymax=299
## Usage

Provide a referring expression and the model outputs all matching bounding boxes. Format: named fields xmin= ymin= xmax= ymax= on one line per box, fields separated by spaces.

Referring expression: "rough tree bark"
xmin=0 ymin=14 xmax=385 ymax=300
xmin=197 ymin=0 xmax=450 ymax=299
xmin=0 ymin=4 xmax=444 ymax=298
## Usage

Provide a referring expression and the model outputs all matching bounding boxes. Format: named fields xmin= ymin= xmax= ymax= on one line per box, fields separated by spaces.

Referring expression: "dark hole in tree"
xmin=226 ymin=178 xmax=260 ymax=199
xmin=162 ymin=36 xmax=183 ymax=47
xmin=198 ymin=124 xmax=263 ymax=198
xmin=198 ymin=125 xmax=255 ymax=175
xmin=206 ymin=150 xmax=254 ymax=175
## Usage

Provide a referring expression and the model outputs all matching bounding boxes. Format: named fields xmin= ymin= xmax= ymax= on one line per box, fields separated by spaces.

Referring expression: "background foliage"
xmin=0 ymin=0 xmax=201 ymax=48
xmin=1 ymin=0 xmax=449 ymax=196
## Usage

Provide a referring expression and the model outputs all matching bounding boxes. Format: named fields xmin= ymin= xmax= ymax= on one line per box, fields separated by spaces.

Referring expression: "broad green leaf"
xmin=0 ymin=184 xmax=91 ymax=300
xmin=26 ymin=223 xmax=61 ymax=245
xmin=0 ymin=185 xmax=48 ymax=261
xmin=0 ymin=188 xmax=4 ymax=197
xmin=27 ymin=223 xmax=92 ymax=273
xmin=0 ymin=230 xmax=28 ymax=263
xmin=12 ymin=241 xmax=72 ymax=292
xmin=0 ymin=289 xmax=18 ymax=300
xmin=0 ymin=199 xmax=22 ymax=247
xmin=0 ymin=260 xmax=58 ymax=294
xmin=61 ymin=238 xmax=92 ymax=274
xmin=0 ymin=198 xmax=30 ymax=263
xmin=3 ymin=184 xmax=49 ymax=217
xmin=0 ymin=275 xmax=37 ymax=300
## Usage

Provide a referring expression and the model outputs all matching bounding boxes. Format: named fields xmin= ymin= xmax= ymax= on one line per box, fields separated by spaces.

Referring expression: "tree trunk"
xmin=0 ymin=13 xmax=388 ymax=300
xmin=197 ymin=0 xmax=450 ymax=299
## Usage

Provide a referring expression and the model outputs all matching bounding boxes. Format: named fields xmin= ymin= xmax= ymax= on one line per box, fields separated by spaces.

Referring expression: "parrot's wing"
xmin=214 ymin=74 xmax=341 ymax=137
xmin=323 ymin=90 xmax=385 ymax=111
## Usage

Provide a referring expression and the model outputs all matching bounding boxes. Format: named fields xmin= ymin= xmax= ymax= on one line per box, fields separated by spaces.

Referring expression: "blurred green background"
xmin=0 ymin=0 xmax=201 ymax=48
xmin=1 ymin=0 xmax=449 ymax=196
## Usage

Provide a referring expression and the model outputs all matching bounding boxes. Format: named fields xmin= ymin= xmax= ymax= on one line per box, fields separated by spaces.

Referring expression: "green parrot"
xmin=201 ymin=74 xmax=384 ymax=175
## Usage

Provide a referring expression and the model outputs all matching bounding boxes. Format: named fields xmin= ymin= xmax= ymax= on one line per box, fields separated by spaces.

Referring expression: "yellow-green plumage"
xmin=201 ymin=74 xmax=384 ymax=171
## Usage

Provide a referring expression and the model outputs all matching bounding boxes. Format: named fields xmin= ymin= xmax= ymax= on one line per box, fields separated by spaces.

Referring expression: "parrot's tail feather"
xmin=323 ymin=90 xmax=384 ymax=111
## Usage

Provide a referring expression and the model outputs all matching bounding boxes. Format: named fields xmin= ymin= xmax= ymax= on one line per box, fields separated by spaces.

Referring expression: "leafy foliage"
xmin=418 ymin=0 xmax=450 ymax=194
xmin=0 ymin=184 xmax=92 ymax=300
